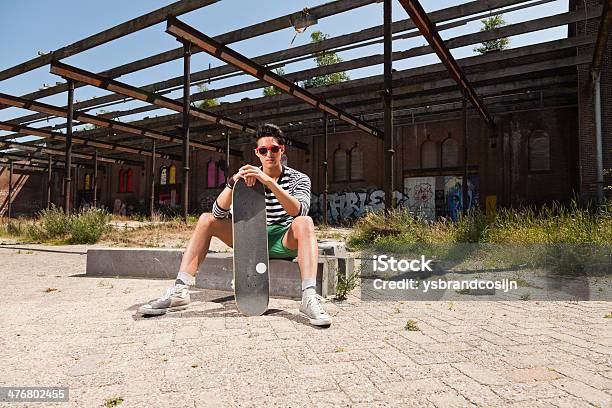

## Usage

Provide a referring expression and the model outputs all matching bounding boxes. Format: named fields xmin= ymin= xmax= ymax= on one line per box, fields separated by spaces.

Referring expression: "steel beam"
xmin=397 ymin=0 xmax=494 ymax=128
xmin=47 ymin=155 xmax=52 ymax=209
xmin=323 ymin=113 xmax=329 ymax=225
xmin=383 ymin=0 xmax=395 ymax=209
xmin=225 ymin=128 xmax=231 ymax=176
xmin=0 ymin=159 xmax=48 ymax=173
xmin=50 ymin=61 xmax=253 ymax=141
xmin=6 ymin=0 xmax=540 ymax=126
xmin=0 ymin=121 xmax=178 ymax=161
xmin=462 ymin=96 xmax=468 ymax=216
xmin=0 ymin=139 xmax=135 ymax=166
xmin=182 ymin=42 xmax=191 ymax=220
xmin=2 ymin=0 xmax=376 ymax=114
xmin=64 ymin=80 xmax=74 ymax=214
xmin=7 ymin=160 xmax=13 ymax=218
xmin=0 ymin=92 xmax=237 ymax=156
xmin=591 ymin=0 xmax=612 ymax=80
xmin=0 ymin=0 xmax=220 ymax=82
xmin=150 ymin=140 xmax=156 ymax=217
xmin=93 ymin=149 xmax=98 ymax=208
xmin=165 ymin=16 xmax=383 ymax=139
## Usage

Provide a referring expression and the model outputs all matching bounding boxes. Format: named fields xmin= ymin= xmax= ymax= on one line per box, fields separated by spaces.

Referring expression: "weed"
xmin=104 ymin=397 xmax=124 ymax=407
xmin=520 ymin=293 xmax=531 ymax=301
xmin=604 ymin=312 xmax=612 ymax=318
xmin=404 ymin=319 xmax=420 ymax=331
xmin=335 ymin=268 xmax=360 ymax=301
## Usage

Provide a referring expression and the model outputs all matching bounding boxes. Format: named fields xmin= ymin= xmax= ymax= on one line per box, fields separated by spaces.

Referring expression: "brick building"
xmin=0 ymin=0 xmax=609 ymax=223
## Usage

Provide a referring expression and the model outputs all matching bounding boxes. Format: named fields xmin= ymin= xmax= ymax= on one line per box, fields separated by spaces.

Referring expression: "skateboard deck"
xmin=232 ymin=179 xmax=269 ymax=316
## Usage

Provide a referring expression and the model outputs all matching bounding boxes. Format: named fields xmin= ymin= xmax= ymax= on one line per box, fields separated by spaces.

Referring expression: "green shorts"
xmin=267 ymin=224 xmax=297 ymax=259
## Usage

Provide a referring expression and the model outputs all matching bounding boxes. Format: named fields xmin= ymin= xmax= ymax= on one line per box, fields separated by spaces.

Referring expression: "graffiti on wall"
xmin=403 ymin=177 xmax=436 ymax=221
xmin=443 ymin=175 xmax=480 ymax=221
xmin=309 ymin=189 xmax=409 ymax=224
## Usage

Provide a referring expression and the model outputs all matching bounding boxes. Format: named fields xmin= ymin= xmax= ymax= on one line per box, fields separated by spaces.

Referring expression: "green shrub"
xmin=39 ymin=206 xmax=70 ymax=239
xmin=68 ymin=208 xmax=111 ymax=244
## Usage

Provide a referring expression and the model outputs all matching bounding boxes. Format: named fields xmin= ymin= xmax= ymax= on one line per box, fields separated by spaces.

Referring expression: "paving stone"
xmin=2 ymin=245 xmax=611 ymax=407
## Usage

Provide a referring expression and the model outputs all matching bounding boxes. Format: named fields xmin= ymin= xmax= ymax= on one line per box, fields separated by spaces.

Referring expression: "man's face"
xmin=255 ymin=136 xmax=284 ymax=169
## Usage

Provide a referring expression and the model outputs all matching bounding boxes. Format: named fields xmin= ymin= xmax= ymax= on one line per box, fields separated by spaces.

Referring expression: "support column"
xmin=73 ymin=166 xmax=79 ymax=211
xmin=47 ymin=155 xmax=52 ymax=209
xmin=150 ymin=140 xmax=156 ymax=217
xmin=93 ymin=149 xmax=98 ymax=208
xmin=462 ymin=95 xmax=469 ymax=216
xmin=182 ymin=42 xmax=191 ymax=222
xmin=64 ymin=79 xmax=74 ymax=215
xmin=7 ymin=160 xmax=13 ymax=218
xmin=226 ymin=127 xmax=231 ymax=176
xmin=323 ymin=113 xmax=329 ymax=225
xmin=594 ymin=73 xmax=604 ymax=203
xmin=383 ymin=0 xmax=395 ymax=209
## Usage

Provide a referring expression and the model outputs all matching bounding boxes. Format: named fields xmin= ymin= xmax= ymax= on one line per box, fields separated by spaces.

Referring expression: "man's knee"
xmin=197 ymin=212 xmax=215 ymax=228
xmin=293 ymin=216 xmax=315 ymax=235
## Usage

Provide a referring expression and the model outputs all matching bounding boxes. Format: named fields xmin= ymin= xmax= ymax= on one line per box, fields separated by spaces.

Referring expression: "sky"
xmin=0 ymin=0 xmax=569 ymax=138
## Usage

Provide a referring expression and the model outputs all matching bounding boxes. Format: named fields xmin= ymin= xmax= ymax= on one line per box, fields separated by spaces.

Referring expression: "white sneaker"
xmin=300 ymin=291 xmax=332 ymax=326
xmin=138 ymin=283 xmax=191 ymax=316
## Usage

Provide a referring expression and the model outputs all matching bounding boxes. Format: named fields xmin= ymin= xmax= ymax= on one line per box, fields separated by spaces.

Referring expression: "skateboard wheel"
xmin=231 ymin=279 xmax=235 ymax=289
xmin=255 ymin=262 xmax=267 ymax=274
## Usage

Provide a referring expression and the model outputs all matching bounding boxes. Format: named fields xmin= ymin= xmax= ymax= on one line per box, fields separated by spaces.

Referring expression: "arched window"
xmin=169 ymin=164 xmax=176 ymax=185
xmin=349 ymin=143 xmax=363 ymax=181
xmin=421 ymin=140 xmax=437 ymax=169
xmin=529 ymin=130 xmax=550 ymax=172
xmin=160 ymin=166 xmax=168 ymax=185
xmin=126 ymin=169 xmax=134 ymax=193
xmin=207 ymin=160 xmax=217 ymax=188
xmin=441 ymin=138 xmax=459 ymax=168
xmin=217 ymin=160 xmax=226 ymax=187
xmin=84 ymin=173 xmax=91 ymax=190
xmin=118 ymin=168 xmax=126 ymax=192
xmin=333 ymin=146 xmax=347 ymax=182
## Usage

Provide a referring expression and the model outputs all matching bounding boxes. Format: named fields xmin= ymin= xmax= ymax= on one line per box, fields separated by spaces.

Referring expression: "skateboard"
xmin=232 ymin=179 xmax=270 ymax=316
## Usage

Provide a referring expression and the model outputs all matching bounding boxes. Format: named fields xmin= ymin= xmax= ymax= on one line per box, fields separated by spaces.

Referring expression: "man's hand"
xmin=235 ymin=165 xmax=274 ymax=187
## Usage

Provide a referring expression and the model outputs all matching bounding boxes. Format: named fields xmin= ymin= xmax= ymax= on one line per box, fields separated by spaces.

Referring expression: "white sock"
xmin=301 ymin=278 xmax=316 ymax=292
xmin=175 ymin=271 xmax=195 ymax=286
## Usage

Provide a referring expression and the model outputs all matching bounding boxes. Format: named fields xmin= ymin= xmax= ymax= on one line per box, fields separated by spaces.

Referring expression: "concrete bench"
xmin=86 ymin=248 xmax=337 ymax=299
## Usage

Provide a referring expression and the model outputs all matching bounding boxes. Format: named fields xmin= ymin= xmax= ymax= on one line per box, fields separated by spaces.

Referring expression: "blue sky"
xmin=0 ymin=0 xmax=568 ymax=136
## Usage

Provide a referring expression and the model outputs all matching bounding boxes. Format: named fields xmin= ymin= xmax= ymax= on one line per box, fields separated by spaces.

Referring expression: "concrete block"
xmin=86 ymin=248 xmax=333 ymax=299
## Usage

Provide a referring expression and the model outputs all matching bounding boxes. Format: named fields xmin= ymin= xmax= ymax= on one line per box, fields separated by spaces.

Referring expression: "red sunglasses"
xmin=255 ymin=145 xmax=284 ymax=155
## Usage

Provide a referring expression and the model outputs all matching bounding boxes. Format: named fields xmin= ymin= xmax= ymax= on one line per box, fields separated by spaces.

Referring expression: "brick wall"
xmin=572 ymin=0 xmax=612 ymax=199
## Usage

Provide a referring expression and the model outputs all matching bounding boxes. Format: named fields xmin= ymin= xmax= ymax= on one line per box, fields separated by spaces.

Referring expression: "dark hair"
xmin=254 ymin=123 xmax=286 ymax=146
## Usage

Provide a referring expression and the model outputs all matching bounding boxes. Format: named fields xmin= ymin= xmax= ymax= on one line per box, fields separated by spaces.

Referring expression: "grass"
xmin=348 ymin=200 xmax=611 ymax=276
xmin=1 ymin=206 xmax=110 ymax=244
xmin=349 ymin=200 xmax=612 ymax=250
xmin=404 ymin=320 xmax=420 ymax=331
xmin=104 ymin=397 xmax=124 ymax=407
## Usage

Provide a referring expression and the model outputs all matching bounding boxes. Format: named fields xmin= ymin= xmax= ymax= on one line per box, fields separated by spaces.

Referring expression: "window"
xmin=126 ymin=169 xmax=134 ymax=193
xmin=207 ymin=160 xmax=217 ymax=188
xmin=160 ymin=166 xmax=168 ymax=185
xmin=118 ymin=168 xmax=126 ymax=192
xmin=84 ymin=173 xmax=91 ymax=190
xmin=169 ymin=164 xmax=176 ymax=185
xmin=333 ymin=146 xmax=348 ymax=182
xmin=529 ymin=130 xmax=550 ymax=172
xmin=421 ymin=140 xmax=437 ymax=169
xmin=349 ymin=143 xmax=363 ymax=181
xmin=441 ymin=138 xmax=459 ymax=168
xmin=217 ymin=160 xmax=226 ymax=187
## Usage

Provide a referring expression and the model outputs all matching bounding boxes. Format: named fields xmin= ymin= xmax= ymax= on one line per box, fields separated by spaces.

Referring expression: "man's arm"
xmin=267 ymin=182 xmax=301 ymax=217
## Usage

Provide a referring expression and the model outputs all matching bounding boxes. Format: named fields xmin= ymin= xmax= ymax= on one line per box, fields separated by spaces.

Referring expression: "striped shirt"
xmin=212 ymin=165 xmax=311 ymax=226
